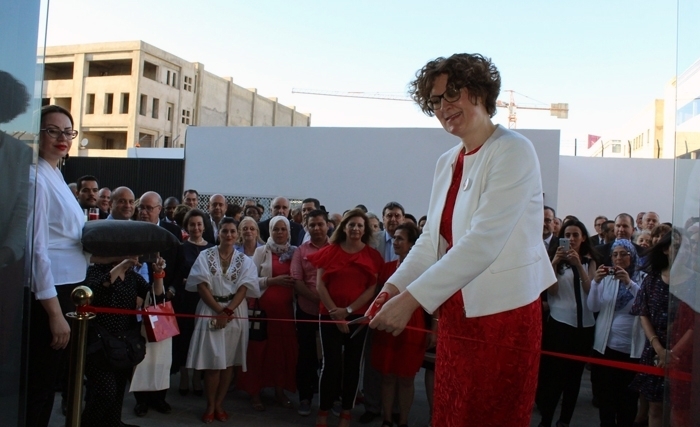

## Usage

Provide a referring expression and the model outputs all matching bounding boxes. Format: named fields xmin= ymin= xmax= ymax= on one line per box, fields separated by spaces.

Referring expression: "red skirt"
xmin=371 ymin=307 xmax=427 ymax=377
xmin=433 ymin=293 xmax=541 ymax=427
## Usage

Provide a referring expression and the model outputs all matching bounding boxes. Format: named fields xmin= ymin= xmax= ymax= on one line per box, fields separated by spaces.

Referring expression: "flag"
xmin=588 ymin=134 xmax=601 ymax=149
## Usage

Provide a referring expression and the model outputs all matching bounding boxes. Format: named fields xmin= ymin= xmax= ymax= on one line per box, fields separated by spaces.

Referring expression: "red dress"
xmin=432 ymin=147 xmax=542 ymax=427
xmin=307 ymin=243 xmax=384 ymax=314
xmin=371 ymin=260 xmax=427 ymax=376
xmin=237 ymin=253 xmax=297 ymax=394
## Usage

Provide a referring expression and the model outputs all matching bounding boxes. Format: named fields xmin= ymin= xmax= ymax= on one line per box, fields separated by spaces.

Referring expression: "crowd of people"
xmin=29 ymin=51 xmax=697 ymax=427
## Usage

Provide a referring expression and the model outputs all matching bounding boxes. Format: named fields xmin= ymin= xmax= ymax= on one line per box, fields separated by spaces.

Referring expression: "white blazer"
xmin=389 ymin=125 xmax=557 ymax=317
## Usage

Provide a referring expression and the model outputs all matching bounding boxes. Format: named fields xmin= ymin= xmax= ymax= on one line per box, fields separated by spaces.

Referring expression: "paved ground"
xmin=50 ymin=369 xmax=601 ymax=427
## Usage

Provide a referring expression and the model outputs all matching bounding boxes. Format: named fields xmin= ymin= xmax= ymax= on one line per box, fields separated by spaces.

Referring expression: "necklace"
xmin=188 ymin=237 xmax=205 ymax=245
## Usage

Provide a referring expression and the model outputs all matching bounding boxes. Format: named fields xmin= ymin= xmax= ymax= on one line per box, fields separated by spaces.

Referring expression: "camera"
xmin=559 ymin=238 xmax=570 ymax=252
xmin=607 ymin=267 xmax=616 ymax=276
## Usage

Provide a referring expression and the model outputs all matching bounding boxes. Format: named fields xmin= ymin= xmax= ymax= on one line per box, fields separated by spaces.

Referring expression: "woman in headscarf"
xmin=588 ymin=239 xmax=645 ymax=427
xmin=237 ymin=216 xmax=298 ymax=411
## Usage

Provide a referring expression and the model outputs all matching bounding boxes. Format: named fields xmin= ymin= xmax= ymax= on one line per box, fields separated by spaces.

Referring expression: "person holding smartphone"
xmin=536 ymin=218 xmax=598 ymax=427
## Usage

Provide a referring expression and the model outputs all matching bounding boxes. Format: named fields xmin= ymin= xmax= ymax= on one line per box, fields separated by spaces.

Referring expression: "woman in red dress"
xmin=308 ymin=209 xmax=384 ymax=427
xmin=369 ymin=54 xmax=557 ymax=427
xmin=237 ymin=215 xmax=298 ymax=411
xmin=371 ymin=222 xmax=426 ymax=427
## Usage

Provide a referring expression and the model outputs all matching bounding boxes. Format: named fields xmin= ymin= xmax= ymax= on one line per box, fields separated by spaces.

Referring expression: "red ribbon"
xmin=77 ymin=304 xmax=692 ymax=381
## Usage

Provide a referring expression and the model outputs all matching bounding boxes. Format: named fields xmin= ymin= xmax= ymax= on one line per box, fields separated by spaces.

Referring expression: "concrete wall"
xmin=198 ymin=70 xmax=229 ymax=126
xmin=252 ymin=95 xmax=274 ymax=126
xmin=183 ymin=127 xmax=561 ymax=217
xmin=229 ymin=85 xmax=255 ymax=126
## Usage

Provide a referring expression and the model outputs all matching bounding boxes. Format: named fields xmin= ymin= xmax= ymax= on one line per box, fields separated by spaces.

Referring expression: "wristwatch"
xmin=345 ymin=306 xmax=353 ymax=314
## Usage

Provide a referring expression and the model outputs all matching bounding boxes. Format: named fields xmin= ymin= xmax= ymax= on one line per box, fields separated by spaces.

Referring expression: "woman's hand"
xmin=270 ymin=275 xmax=295 ymax=287
xmin=369 ymin=290 xmax=420 ymax=336
xmin=329 ymin=307 xmax=349 ymax=321
xmin=213 ymin=314 xmax=229 ymax=329
xmin=551 ymin=247 xmax=567 ymax=266
xmin=593 ymin=265 xmax=609 ymax=283
xmin=655 ymin=347 xmax=679 ymax=368
xmin=566 ymin=249 xmax=582 ymax=268
xmin=152 ymin=255 xmax=166 ymax=274
xmin=49 ymin=314 xmax=71 ymax=350
xmin=613 ymin=266 xmax=631 ymax=285
xmin=336 ymin=322 xmax=350 ymax=334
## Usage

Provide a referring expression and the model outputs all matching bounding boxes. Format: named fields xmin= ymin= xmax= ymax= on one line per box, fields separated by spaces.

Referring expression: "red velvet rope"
xmin=77 ymin=304 xmax=691 ymax=381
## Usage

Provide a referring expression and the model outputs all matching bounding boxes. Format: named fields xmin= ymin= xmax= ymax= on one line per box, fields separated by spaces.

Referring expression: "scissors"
xmin=348 ymin=292 xmax=389 ymax=338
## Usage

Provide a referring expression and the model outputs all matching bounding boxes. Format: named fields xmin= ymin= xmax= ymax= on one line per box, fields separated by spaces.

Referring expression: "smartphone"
xmin=559 ymin=238 xmax=570 ymax=252
xmin=138 ymin=253 xmax=158 ymax=264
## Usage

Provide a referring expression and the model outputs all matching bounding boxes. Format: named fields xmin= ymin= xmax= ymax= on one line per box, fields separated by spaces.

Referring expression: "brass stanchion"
xmin=64 ymin=286 xmax=94 ymax=427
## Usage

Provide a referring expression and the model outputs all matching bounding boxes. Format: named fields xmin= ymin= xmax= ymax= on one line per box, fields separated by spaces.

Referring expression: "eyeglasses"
xmin=139 ymin=205 xmax=161 ymax=212
xmin=41 ymin=127 xmax=78 ymax=140
xmin=611 ymin=252 xmax=630 ymax=258
xmin=427 ymin=84 xmax=462 ymax=112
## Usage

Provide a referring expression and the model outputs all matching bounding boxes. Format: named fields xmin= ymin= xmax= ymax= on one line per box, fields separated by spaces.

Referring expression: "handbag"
xmin=248 ymin=298 xmax=267 ymax=342
xmin=87 ymin=321 xmax=147 ymax=371
xmin=143 ymin=299 xmax=180 ymax=342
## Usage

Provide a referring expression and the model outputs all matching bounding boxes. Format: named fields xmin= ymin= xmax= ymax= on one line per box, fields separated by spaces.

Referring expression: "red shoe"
xmin=202 ymin=412 xmax=215 ymax=424
xmin=214 ymin=411 xmax=228 ymax=422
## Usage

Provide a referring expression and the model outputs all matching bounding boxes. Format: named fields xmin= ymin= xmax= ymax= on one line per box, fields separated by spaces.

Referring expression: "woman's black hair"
xmin=641 ymin=229 xmax=678 ymax=273
xmin=555 ymin=218 xmax=597 ymax=274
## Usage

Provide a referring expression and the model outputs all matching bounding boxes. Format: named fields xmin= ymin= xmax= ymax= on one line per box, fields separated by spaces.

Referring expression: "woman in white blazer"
xmin=369 ymin=54 xmax=557 ymax=427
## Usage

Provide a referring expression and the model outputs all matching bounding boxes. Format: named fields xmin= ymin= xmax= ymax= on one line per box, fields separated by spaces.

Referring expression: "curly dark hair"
xmin=408 ymin=53 xmax=501 ymax=117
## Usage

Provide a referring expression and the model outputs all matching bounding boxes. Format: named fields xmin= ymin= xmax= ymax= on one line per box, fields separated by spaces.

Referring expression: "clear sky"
xmin=44 ymin=0 xmax=681 ymax=155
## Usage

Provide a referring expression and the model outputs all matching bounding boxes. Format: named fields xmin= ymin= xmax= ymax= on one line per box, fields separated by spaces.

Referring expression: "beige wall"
xmin=43 ymin=40 xmax=310 ymax=158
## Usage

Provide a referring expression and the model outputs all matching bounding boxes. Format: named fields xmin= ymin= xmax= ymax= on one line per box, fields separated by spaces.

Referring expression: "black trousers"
xmin=81 ymin=357 xmax=130 ymax=427
xmin=319 ymin=315 xmax=367 ymax=411
xmin=133 ymin=389 xmax=168 ymax=406
xmin=295 ymin=305 xmax=319 ymax=402
xmin=591 ymin=348 xmax=639 ymax=427
xmin=26 ymin=283 xmax=80 ymax=427
xmin=536 ymin=317 xmax=594 ymax=427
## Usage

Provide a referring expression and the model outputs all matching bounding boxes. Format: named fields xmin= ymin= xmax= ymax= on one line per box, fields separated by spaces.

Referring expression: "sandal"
xmin=214 ymin=410 xmax=229 ymax=422
xmin=251 ymin=401 xmax=265 ymax=412
xmin=202 ymin=412 xmax=215 ymax=424
xmin=315 ymin=409 xmax=329 ymax=427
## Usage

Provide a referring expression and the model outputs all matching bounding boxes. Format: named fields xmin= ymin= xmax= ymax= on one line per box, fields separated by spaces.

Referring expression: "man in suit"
xmin=133 ymin=190 xmax=182 ymax=417
xmin=258 ymin=196 xmax=304 ymax=246
xmin=589 ymin=215 xmax=608 ymax=246
xmin=596 ymin=213 xmax=641 ymax=266
xmin=543 ymin=205 xmax=558 ymax=260
xmin=206 ymin=194 xmax=227 ymax=243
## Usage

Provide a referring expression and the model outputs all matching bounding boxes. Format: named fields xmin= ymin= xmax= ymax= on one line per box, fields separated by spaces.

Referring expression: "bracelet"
xmin=153 ymin=271 xmax=165 ymax=279
xmin=650 ymin=335 xmax=659 ymax=345
xmin=221 ymin=307 xmax=234 ymax=316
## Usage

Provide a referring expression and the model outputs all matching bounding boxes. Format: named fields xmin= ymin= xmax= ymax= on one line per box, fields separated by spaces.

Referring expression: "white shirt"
xmin=30 ymin=158 xmax=90 ymax=299
xmin=548 ymin=265 xmax=596 ymax=328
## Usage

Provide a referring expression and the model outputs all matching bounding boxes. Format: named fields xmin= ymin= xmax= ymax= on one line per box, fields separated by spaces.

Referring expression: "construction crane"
xmin=291 ymin=88 xmax=568 ymax=129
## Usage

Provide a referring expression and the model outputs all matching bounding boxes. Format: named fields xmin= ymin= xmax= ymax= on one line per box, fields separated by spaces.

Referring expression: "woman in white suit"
xmin=369 ymin=53 xmax=557 ymax=427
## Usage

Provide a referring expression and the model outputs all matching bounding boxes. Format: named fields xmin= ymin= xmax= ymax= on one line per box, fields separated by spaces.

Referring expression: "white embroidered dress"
xmin=185 ymin=247 xmax=259 ymax=370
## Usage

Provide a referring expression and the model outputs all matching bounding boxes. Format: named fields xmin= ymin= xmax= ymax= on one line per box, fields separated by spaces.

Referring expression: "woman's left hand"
xmin=613 ymin=267 xmax=631 ymax=285
xmin=369 ymin=291 xmax=420 ymax=336
xmin=566 ymin=249 xmax=581 ymax=267
xmin=152 ymin=255 xmax=166 ymax=275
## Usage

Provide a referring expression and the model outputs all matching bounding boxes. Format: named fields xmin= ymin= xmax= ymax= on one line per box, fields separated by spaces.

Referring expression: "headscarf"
xmin=266 ymin=215 xmax=295 ymax=262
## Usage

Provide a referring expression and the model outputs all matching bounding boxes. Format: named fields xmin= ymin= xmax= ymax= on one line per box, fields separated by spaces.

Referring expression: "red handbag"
xmin=144 ymin=300 xmax=180 ymax=342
